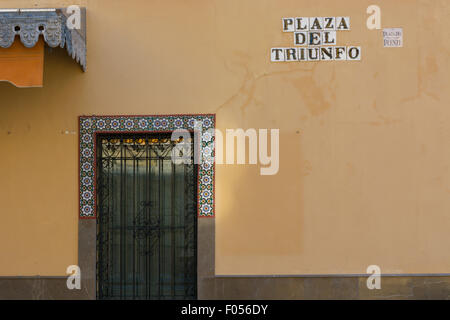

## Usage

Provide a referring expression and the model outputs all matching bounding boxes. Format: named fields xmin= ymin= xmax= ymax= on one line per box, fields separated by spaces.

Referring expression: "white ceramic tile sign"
xmin=383 ymin=28 xmax=403 ymax=47
xmin=271 ymin=17 xmax=361 ymax=62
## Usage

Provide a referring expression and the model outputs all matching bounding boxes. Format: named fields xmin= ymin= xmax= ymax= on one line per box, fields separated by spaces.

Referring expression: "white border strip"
xmin=20 ymin=8 xmax=56 ymax=12
xmin=214 ymin=273 xmax=450 ymax=278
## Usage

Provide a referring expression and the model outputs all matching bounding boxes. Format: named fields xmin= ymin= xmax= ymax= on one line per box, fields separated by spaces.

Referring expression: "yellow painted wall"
xmin=0 ymin=0 xmax=449 ymax=276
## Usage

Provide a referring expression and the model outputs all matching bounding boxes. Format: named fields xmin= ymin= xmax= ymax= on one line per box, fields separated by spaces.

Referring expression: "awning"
xmin=0 ymin=8 xmax=86 ymax=87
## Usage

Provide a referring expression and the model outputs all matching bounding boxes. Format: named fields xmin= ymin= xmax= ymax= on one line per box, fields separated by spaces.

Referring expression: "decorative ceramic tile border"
xmin=79 ymin=114 xmax=215 ymax=219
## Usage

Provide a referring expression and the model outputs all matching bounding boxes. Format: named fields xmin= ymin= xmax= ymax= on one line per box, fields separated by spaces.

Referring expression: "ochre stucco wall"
xmin=0 ymin=0 xmax=449 ymax=276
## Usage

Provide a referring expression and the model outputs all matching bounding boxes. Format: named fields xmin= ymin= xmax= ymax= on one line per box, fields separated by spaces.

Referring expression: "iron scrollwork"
xmin=96 ymin=134 xmax=197 ymax=300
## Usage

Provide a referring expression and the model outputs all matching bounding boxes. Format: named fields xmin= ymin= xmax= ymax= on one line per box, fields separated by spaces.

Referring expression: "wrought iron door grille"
xmin=96 ymin=133 xmax=197 ymax=300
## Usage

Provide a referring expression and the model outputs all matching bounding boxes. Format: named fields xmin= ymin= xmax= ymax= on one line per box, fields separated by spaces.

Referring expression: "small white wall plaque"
xmin=383 ymin=28 xmax=403 ymax=47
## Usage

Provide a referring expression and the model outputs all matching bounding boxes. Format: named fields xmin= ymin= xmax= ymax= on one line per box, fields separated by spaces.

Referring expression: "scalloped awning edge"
xmin=0 ymin=8 xmax=86 ymax=71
